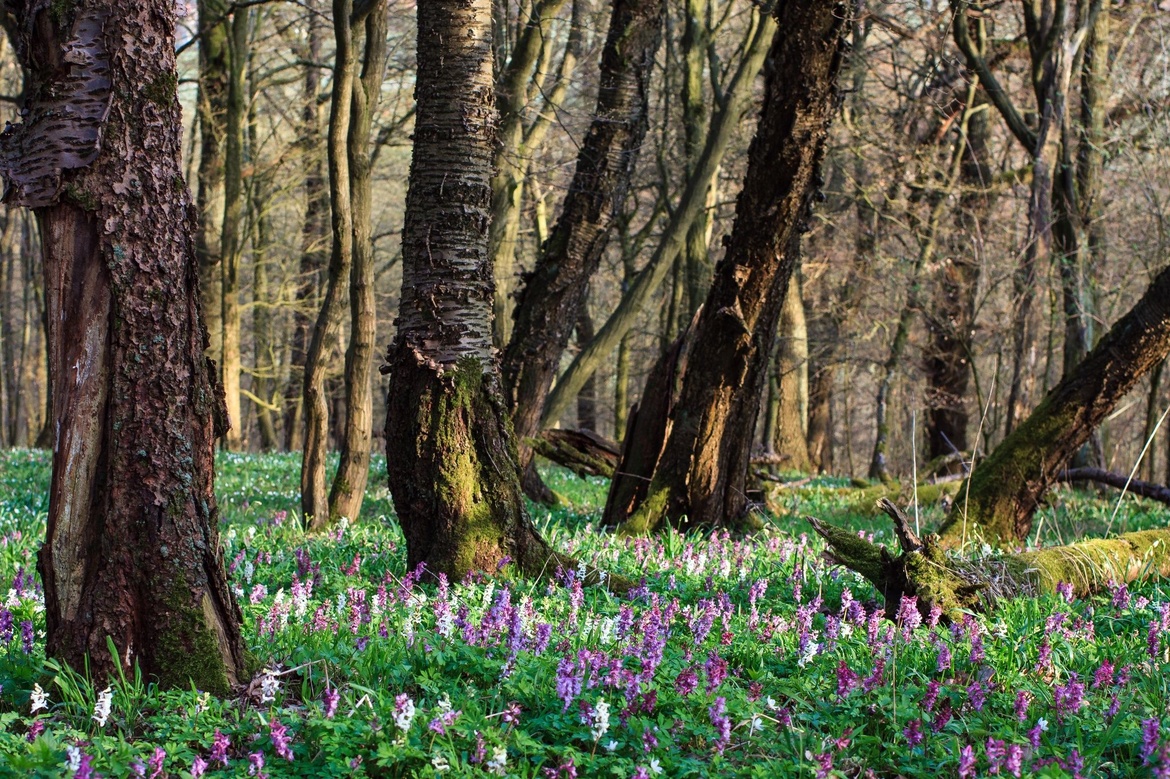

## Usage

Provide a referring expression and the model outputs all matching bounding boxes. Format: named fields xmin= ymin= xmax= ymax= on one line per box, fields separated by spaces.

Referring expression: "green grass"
xmin=0 ymin=449 xmax=1168 ymax=777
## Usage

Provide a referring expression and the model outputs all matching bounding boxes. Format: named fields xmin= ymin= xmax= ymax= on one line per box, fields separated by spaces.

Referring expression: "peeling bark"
xmin=1 ymin=0 xmax=245 ymax=690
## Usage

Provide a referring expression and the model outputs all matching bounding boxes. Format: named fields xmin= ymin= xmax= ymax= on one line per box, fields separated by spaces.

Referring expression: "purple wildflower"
xmin=897 ymin=596 xmax=922 ymax=639
xmin=1054 ymin=675 xmax=1085 ymax=721
xmin=986 ymin=738 xmax=1005 ymax=774
xmin=921 ymin=679 xmax=940 ymax=713
xmin=148 ymin=747 xmax=166 ymax=779
xmin=191 ymin=757 xmax=208 ymax=778
xmin=248 ymin=751 xmax=266 ymax=778
xmin=323 ymin=687 xmax=339 ymax=718
xmin=1144 ymin=718 xmax=1161 ymax=765
xmin=556 ymin=656 xmax=582 ymax=711
xmin=903 ymin=718 xmax=923 ymax=746
xmin=958 ymin=744 xmax=976 ymax=778
xmin=1004 ymin=743 xmax=1023 ymax=777
xmin=704 ymin=652 xmax=727 ymax=693
xmin=674 ymin=667 xmax=698 ymax=696
xmin=836 ymin=661 xmax=858 ymax=699
xmin=20 ymin=620 xmax=33 ymax=654
xmin=210 ymin=729 xmax=230 ymax=766
xmin=709 ymin=697 xmax=730 ymax=754
xmin=1056 ymin=581 xmax=1073 ymax=602
xmin=936 ymin=642 xmax=952 ymax=673
xmin=863 ymin=658 xmax=885 ymax=692
xmin=270 ymin=718 xmax=293 ymax=760
xmin=966 ymin=681 xmax=986 ymax=712
xmin=1014 ymin=690 xmax=1032 ymax=722
xmin=0 ymin=609 xmax=11 ymax=642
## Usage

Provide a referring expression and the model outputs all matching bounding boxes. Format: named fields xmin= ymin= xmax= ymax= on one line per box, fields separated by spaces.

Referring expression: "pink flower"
xmin=269 ymin=718 xmax=293 ymax=760
xmin=958 ymin=744 xmax=976 ymax=778
xmin=210 ymin=729 xmax=230 ymax=766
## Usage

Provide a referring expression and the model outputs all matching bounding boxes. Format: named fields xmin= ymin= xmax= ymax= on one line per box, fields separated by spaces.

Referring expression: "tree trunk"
xmin=775 ymin=273 xmax=812 ymax=472
xmin=499 ymin=0 xmax=664 ymax=489
xmin=385 ymin=0 xmax=567 ymax=581
xmin=538 ymin=12 xmax=776 ymax=429
xmin=925 ymin=81 xmax=993 ymax=463
xmin=302 ymin=0 xmax=360 ymax=527
xmin=247 ymin=53 xmax=278 ymax=452
xmin=284 ymin=0 xmax=328 ymax=452
xmin=196 ymin=0 xmax=229 ymax=372
xmin=327 ymin=1 xmax=389 ymax=525
xmin=488 ymin=0 xmax=571 ymax=348
xmin=939 ymin=264 xmax=1170 ymax=547
xmin=810 ymin=499 xmax=1170 ymax=622
xmin=575 ymin=304 xmax=598 ymax=431
xmin=218 ymin=4 xmax=248 ymax=450
xmin=1 ymin=0 xmax=245 ymax=690
xmin=616 ymin=2 xmax=848 ymax=534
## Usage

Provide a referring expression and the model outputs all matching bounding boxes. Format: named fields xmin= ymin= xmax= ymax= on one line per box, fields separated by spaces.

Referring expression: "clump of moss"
xmin=143 ymin=72 xmax=178 ymax=106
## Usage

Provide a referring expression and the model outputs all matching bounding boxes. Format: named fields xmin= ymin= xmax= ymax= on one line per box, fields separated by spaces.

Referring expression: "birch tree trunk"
xmin=384 ymin=0 xmax=561 ymax=579
xmin=1 ymin=0 xmax=245 ymax=690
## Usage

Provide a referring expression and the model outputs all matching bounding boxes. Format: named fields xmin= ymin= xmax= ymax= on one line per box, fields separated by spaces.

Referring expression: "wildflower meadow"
xmin=1 ymin=448 xmax=1169 ymax=777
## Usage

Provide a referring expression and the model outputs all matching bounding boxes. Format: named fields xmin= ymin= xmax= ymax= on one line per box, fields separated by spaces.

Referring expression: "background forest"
xmin=1 ymin=0 xmax=1167 ymax=485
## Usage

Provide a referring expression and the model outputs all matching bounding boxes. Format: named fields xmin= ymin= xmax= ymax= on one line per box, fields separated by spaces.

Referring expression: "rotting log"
xmin=528 ymin=429 xmax=621 ymax=479
xmin=809 ymin=498 xmax=1170 ymax=621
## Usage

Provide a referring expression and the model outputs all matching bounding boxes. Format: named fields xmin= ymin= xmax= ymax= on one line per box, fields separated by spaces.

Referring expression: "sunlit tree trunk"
xmin=385 ymin=0 xmax=560 ymax=580
xmin=196 ymin=0 xmax=229 ymax=373
xmin=328 ymin=1 xmax=390 ymax=524
xmin=284 ymin=0 xmax=328 ymax=452
xmin=775 ymin=273 xmax=811 ymax=472
xmin=1 ymin=0 xmax=245 ymax=689
xmin=616 ymin=0 xmax=848 ymax=533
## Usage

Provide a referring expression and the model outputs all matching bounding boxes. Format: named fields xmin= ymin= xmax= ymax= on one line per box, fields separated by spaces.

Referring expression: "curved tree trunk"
xmin=2 ymin=0 xmax=245 ymax=690
xmin=327 ymin=1 xmax=389 ymax=524
xmin=499 ymin=0 xmax=664 ymax=498
xmin=302 ymin=0 xmax=359 ymax=528
xmin=384 ymin=0 xmax=560 ymax=580
xmin=939 ymin=263 xmax=1170 ymax=547
xmin=616 ymin=1 xmax=848 ymax=534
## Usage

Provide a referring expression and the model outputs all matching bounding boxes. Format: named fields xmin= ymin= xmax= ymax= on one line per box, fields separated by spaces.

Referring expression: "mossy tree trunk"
xmin=939 ymin=263 xmax=1170 ymax=547
xmin=811 ymin=499 xmax=1170 ymax=622
xmin=328 ymin=0 xmax=389 ymax=525
xmin=2 ymin=0 xmax=246 ymax=691
xmin=384 ymin=0 xmax=561 ymax=581
xmin=500 ymin=0 xmax=664 ymax=503
xmin=615 ymin=2 xmax=848 ymax=534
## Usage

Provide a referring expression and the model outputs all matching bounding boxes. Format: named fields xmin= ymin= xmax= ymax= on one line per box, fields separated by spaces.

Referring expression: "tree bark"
xmin=774 ymin=272 xmax=812 ymax=472
xmin=327 ymin=0 xmax=389 ymax=525
xmin=939 ymin=264 xmax=1170 ymax=547
xmin=538 ymin=12 xmax=776 ymax=429
xmin=615 ymin=2 xmax=848 ymax=534
xmin=384 ymin=0 xmax=561 ymax=581
xmin=925 ymin=82 xmax=993 ymax=463
xmin=302 ymin=0 xmax=360 ymax=528
xmin=284 ymin=0 xmax=328 ymax=452
xmin=500 ymin=0 xmax=664 ymax=489
xmin=247 ymin=59 xmax=279 ymax=452
xmin=218 ymin=5 xmax=248 ymax=450
xmin=1 ymin=0 xmax=245 ymax=690
xmin=196 ymin=0 xmax=229 ymax=372
xmin=575 ymin=304 xmax=598 ymax=431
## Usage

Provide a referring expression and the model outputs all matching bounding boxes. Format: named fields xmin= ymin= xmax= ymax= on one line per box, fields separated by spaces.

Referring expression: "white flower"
xmin=243 ymin=560 xmax=255 ymax=584
xmin=30 ymin=683 xmax=48 ymax=713
xmin=749 ymin=715 xmax=764 ymax=734
xmin=259 ymin=669 xmax=280 ymax=703
xmin=437 ymin=693 xmax=453 ymax=714
xmin=603 ymin=740 xmax=618 ymax=753
xmin=589 ymin=699 xmax=611 ymax=742
xmin=93 ymin=686 xmax=113 ymax=727
xmin=1037 ymin=717 xmax=1049 ymax=732
xmin=766 ymin=697 xmax=779 ymax=711
xmin=393 ymin=695 xmax=416 ymax=731
xmin=66 ymin=745 xmax=81 ymax=772
xmin=431 ymin=751 xmax=451 ymax=772
xmin=486 ymin=745 xmax=508 ymax=776
xmin=649 ymin=757 xmax=663 ymax=775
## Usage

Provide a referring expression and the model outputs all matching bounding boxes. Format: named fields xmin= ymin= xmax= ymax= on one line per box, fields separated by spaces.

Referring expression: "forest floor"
xmin=1 ymin=449 xmax=1169 ymax=777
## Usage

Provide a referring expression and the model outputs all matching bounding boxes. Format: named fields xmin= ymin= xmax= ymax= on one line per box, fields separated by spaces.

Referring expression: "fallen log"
xmin=527 ymin=429 xmax=622 ymax=479
xmin=808 ymin=498 xmax=1170 ymax=621
xmin=1057 ymin=467 xmax=1170 ymax=507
